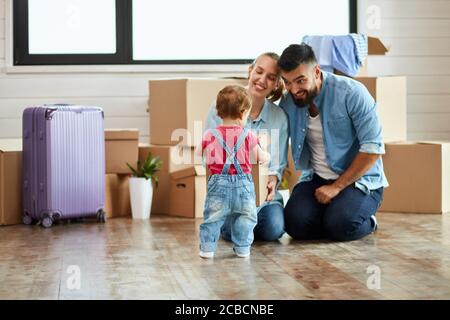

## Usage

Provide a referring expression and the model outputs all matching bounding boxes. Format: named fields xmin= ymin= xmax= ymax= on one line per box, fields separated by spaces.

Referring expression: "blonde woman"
xmin=205 ymin=52 xmax=289 ymax=242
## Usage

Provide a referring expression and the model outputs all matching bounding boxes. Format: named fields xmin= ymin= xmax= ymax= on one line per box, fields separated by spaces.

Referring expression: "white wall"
xmin=0 ymin=0 xmax=449 ymax=141
xmin=358 ymin=0 xmax=450 ymax=140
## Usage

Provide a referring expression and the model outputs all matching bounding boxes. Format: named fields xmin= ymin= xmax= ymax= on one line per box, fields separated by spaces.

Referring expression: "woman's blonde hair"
xmin=250 ymin=52 xmax=285 ymax=102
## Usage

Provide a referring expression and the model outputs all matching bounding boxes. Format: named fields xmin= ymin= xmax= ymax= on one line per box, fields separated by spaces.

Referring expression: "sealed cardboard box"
xmin=169 ymin=166 xmax=206 ymax=218
xmin=334 ymin=36 xmax=389 ymax=77
xmin=380 ymin=142 xmax=450 ymax=214
xmin=0 ymin=140 xmax=23 ymax=226
xmin=105 ymin=129 xmax=139 ymax=174
xmin=356 ymin=76 xmax=407 ymax=143
xmin=139 ymin=144 xmax=198 ymax=215
xmin=205 ymin=164 xmax=270 ymax=207
xmin=104 ymin=174 xmax=131 ymax=218
xmin=148 ymin=78 xmax=247 ymax=146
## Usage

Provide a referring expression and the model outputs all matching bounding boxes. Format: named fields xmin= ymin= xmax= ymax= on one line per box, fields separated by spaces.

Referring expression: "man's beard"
xmin=292 ymin=86 xmax=319 ymax=108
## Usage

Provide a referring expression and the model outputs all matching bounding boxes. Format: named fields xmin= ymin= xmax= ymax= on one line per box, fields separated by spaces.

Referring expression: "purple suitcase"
xmin=22 ymin=105 xmax=106 ymax=228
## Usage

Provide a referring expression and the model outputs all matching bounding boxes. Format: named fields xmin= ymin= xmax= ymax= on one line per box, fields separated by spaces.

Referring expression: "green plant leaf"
xmin=126 ymin=162 xmax=139 ymax=177
xmin=144 ymin=173 xmax=152 ymax=180
xmin=130 ymin=152 xmax=163 ymax=181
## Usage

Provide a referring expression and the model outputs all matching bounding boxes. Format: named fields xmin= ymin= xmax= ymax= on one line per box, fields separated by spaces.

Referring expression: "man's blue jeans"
xmin=222 ymin=200 xmax=285 ymax=242
xmin=284 ymin=174 xmax=383 ymax=241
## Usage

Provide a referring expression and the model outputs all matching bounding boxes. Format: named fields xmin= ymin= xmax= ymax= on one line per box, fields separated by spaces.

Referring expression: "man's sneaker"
xmin=278 ymin=232 xmax=293 ymax=245
xmin=370 ymin=215 xmax=378 ymax=232
xmin=199 ymin=251 xmax=214 ymax=259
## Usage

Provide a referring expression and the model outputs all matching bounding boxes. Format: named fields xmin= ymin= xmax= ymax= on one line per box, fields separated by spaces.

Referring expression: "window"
xmin=28 ymin=0 xmax=116 ymax=54
xmin=14 ymin=0 xmax=129 ymax=64
xmin=14 ymin=0 xmax=357 ymax=65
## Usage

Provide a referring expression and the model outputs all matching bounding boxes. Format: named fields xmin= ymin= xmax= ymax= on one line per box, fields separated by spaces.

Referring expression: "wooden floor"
xmin=1 ymin=213 xmax=450 ymax=300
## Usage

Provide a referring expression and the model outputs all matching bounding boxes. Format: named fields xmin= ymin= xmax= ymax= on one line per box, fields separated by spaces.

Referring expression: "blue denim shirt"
xmin=279 ymin=71 xmax=389 ymax=194
xmin=205 ymin=99 xmax=289 ymax=201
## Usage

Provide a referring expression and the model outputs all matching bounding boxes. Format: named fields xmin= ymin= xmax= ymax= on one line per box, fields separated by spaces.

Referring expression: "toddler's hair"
xmin=216 ymin=85 xmax=252 ymax=119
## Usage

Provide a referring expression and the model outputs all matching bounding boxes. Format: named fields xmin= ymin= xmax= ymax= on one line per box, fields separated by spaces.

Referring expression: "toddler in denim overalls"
xmin=197 ymin=85 xmax=270 ymax=259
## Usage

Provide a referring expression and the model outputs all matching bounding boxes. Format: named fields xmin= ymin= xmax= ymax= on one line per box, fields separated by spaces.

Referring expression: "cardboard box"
xmin=366 ymin=36 xmax=390 ymax=55
xmin=205 ymin=164 xmax=270 ymax=207
xmin=104 ymin=174 xmax=131 ymax=219
xmin=148 ymin=78 xmax=247 ymax=146
xmin=356 ymin=76 xmax=407 ymax=143
xmin=284 ymin=143 xmax=301 ymax=193
xmin=169 ymin=166 xmax=206 ymax=218
xmin=139 ymin=144 xmax=198 ymax=215
xmin=252 ymin=164 xmax=270 ymax=207
xmin=379 ymin=142 xmax=450 ymax=214
xmin=0 ymin=140 xmax=23 ymax=226
xmin=105 ymin=129 xmax=139 ymax=174
xmin=334 ymin=36 xmax=389 ymax=77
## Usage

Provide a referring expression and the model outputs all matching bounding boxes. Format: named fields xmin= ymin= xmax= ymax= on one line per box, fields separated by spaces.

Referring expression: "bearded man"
xmin=278 ymin=43 xmax=388 ymax=242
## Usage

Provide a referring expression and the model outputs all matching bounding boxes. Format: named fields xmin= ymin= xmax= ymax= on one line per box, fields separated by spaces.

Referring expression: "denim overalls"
xmin=199 ymin=128 xmax=258 ymax=256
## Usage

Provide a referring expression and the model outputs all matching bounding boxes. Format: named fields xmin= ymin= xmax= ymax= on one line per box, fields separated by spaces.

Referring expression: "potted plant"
xmin=126 ymin=152 xmax=162 ymax=220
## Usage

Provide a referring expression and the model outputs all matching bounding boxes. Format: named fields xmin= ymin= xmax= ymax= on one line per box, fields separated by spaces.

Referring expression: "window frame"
xmin=13 ymin=0 xmax=357 ymax=66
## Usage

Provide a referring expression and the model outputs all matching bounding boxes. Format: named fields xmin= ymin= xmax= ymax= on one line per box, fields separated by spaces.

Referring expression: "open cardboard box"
xmin=334 ymin=36 xmax=390 ymax=77
xmin=169 ymin=166 xmax=206 ymax=218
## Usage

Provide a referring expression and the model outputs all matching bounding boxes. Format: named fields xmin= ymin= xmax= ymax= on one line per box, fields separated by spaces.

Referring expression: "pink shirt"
xmin=202 ymin=125 xmax=259 ymax=175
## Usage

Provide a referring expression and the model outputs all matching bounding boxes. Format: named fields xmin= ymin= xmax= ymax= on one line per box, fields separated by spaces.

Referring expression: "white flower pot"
xmin=129 ymin=177 xmax=153 ymax=220
xmin=279 ymin=189 xmax=290 ymax=207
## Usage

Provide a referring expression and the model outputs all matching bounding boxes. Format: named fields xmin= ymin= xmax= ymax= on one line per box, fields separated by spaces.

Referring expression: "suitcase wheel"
xmin=42 ymin=216 xmax=53 ymax=228
xmin=97 ymin=210 xmax=107 ymax=223
xmin=23 ymin=214 xmax=33 ymax=225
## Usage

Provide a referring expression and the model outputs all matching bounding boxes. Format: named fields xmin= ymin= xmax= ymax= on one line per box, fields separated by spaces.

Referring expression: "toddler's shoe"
xmin=199 ymin=251 xmax=214 ymax=259
xmin=233 ymin=248 xmax=250 ymax=258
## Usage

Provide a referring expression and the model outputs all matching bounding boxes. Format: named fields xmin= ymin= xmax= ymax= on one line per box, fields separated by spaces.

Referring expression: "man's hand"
xmin=315 ymin=184 xmax=342 ymax=204
xmin=314 ymin=152 xmax=381 ymax=204
xmin=265 ymin=175 xmax=278 ymax=202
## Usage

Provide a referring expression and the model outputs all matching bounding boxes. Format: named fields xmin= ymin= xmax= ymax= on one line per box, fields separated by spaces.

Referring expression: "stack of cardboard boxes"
xmin=145 ymin=78 xmax=278 ymax=218
xmin=104 ymin=129 xmax=140 ymax=219
xmin=353 ymin=38 xmax=448 ymax=214
xmin=343 ymin=37 xmax=406 ymax=143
